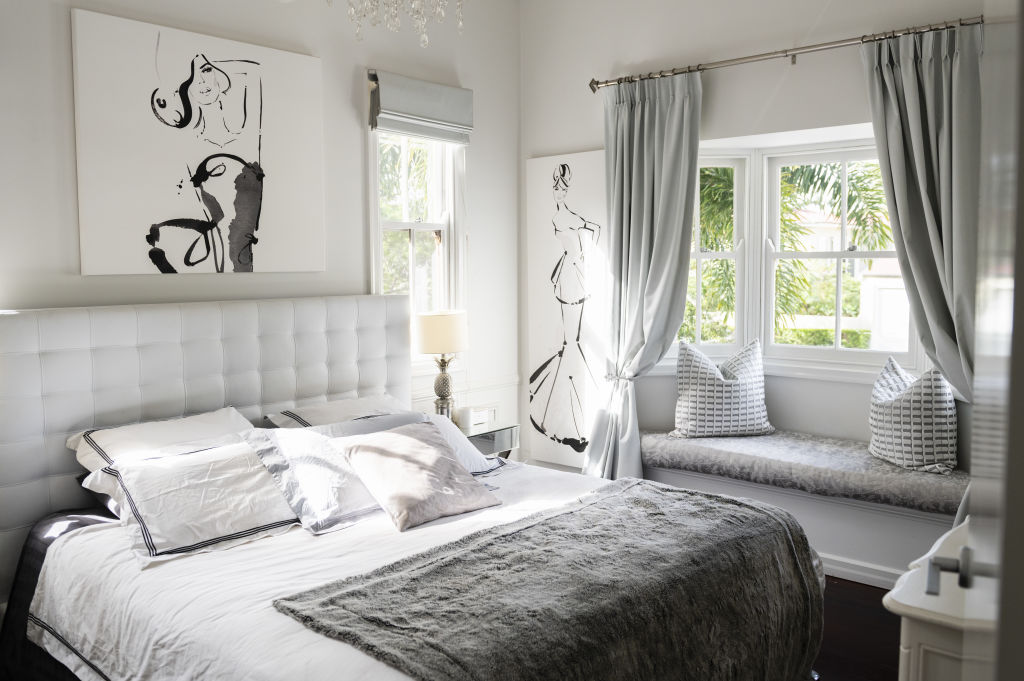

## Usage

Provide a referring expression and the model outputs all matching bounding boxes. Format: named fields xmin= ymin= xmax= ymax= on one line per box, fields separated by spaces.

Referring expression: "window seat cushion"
xmin=640 ymin=430 xmax=968 ymax=515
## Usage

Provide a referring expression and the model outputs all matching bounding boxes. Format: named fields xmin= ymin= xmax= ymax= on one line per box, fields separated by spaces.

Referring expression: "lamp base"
xmin=433 ymin=354 xmax=455 ymax=419
xmin=434 ymin=396 xmax=454 ymax=418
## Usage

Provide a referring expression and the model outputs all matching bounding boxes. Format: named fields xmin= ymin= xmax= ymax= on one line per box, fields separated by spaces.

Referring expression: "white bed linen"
xmin=28 ymin=463 xmax=606 ymax=681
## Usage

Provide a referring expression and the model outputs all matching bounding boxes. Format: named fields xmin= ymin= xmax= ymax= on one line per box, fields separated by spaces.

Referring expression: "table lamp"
xmin=415 ymin=310 xmax=468 ymax=417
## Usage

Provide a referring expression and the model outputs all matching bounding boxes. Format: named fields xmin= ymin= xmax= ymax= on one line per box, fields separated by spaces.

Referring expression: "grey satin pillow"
xmin=338 ymin=421 xmax=501 ymax=532
xmin=243 ymin=429 xmax=380 ymax=534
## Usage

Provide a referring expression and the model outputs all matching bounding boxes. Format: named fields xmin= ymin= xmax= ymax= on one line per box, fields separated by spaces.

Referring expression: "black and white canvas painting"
xmin=72 ymin=10 xmax=325 ymax=275
xmin=526 ymin=151 xmax=609 ymax=467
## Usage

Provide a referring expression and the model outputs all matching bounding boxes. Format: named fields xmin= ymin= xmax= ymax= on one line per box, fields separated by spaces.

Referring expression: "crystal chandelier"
xmin=342 ymin=0 xmax=466 ymax=48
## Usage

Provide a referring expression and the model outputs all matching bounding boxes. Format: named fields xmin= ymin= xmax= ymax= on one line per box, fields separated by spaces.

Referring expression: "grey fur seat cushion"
xmin=641 ymin=430 xmax=968 ymax=514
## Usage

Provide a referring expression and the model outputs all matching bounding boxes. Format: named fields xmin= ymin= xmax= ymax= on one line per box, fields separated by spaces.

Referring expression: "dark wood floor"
xmin=814 ymin=576 xmax=901 ymax=681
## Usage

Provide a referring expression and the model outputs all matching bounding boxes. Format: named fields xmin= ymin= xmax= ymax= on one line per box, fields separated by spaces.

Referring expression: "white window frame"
xmin=676 ymin=156 xmax=749 ymax=359
xmin=654 ymin=138 xmax=925 ymax=383
xmin=761 ymin=143 xmax=923 ymax=381
xmin=368 ymin=130 xmax=463 ymax=312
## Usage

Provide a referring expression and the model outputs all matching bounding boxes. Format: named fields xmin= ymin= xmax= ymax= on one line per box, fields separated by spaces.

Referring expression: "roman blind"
xmin=368 ymin=70 xmax=473 ymax=144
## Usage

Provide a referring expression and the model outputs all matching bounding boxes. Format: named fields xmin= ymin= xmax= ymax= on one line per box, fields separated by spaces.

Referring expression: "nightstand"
xmin=463 ymin=424 xmax=520 ymax=459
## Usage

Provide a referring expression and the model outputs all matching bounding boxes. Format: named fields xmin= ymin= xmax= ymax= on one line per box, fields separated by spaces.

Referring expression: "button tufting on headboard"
xmin=0 ymin=295 xmax=410 ymax=610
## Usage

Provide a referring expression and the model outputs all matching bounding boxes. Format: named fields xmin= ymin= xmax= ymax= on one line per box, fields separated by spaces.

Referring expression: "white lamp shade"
xmin=415 ymin=310 xmax=468 ymax=355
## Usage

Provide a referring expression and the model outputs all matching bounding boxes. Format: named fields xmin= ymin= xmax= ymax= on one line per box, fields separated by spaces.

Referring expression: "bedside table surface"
xmin=462 ymin=424 xmax=520 ymax=458
xmin=460 ymin=422 xmax=518 ymax=437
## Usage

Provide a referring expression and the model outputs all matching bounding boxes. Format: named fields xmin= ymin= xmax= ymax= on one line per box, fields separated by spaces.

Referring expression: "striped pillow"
xmin=265 ymin=394 xmax=408 ymax=428
xmin=673 ymin=340 xmax=774 ymax=438
xmin=869 ymin=358 xmax=957 ymax=474
xmin=83 ymin=442 xmax=297 ymax=565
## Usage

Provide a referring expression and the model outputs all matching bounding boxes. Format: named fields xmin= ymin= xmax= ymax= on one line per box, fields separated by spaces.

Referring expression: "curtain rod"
xmin=588 ymin=15 xmax=984 ymax=93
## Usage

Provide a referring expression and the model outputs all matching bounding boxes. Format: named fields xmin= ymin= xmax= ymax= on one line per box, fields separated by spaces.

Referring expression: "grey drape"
xmin=583 ymin=74 xmax=702 ymax=480
xmin=861 ymin=26 xmax=982 ymax=400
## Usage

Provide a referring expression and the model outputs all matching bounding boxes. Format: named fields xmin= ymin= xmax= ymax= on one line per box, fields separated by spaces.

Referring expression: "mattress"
xmin=28 ymin=462 xmax=606 ymax=681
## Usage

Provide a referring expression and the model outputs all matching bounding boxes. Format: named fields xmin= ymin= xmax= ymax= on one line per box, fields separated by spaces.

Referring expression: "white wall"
xmin=0 ymin=0 xmax=521 ymax=421
xmin=518 ymin=0 xmax=983 ymax=455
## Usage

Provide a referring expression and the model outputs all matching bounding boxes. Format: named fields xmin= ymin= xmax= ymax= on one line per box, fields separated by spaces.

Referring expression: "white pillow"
xmin=270 ymin=404 xmax=499 ymax=474
xmin=68 ymin=407 xmax=254 ymax=473
xmin=869 ymin=358 xmax=957 ymax=474
xmin=308 ymin=411 xmax=427 ymax=438
xmin=83 ymin=442 xmax=297 ymax=566
xmin=674 ymin=340 xmax=774 ymax=438
xmin=338 ymin=422 xmax=501 ymax=532
xmin=242 ymin=428 xmax=380 ymax=535
xmin=265 ymin=395 xmax=408 ymax=428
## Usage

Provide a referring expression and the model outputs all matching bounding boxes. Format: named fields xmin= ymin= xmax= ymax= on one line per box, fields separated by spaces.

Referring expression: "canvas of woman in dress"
xmin=528 ymin=163 xmax=601 ymax=453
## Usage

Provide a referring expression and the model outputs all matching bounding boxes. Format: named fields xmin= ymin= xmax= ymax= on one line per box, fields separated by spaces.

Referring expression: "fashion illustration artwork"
xmin=526 ymin=152 xmax=608 ymax=464
xmin=148 ymin=53 xmax=264 ymax=273
xmin=72 ymin=10 xmax=325 ymax=275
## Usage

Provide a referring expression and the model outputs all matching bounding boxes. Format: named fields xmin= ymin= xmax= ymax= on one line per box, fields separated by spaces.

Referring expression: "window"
xmin=679 ymin=161 xmax=744 ymax=348
xmin=664 ymin=137 xmax=921 ymax=382
xmin=372 ymin=131 xmax=460 ymax=313
xmin=766 ymin=149 xmax=911 ymax=358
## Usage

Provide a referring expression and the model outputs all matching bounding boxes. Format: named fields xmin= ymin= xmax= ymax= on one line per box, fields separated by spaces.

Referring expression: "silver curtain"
xmin=861 ymin=26 xmax=982 ymax=400
xmin=583 ymin=74 xmax=702 ymax=479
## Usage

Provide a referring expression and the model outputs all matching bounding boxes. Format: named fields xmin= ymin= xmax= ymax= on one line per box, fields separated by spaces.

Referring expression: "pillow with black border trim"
xmin=309 ymin=411 xmax=501 ymax=475
xmin=67 ymin=406 xmax=254 ymax=474
xmin=83 ymin=441 xmax=298 ymax=566
xmin=264 ymin=394 xmax=408 ymax=428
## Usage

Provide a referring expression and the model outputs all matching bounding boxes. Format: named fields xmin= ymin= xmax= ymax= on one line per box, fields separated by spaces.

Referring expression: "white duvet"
xmin=29 ymin=463 xmax=606 ymax=681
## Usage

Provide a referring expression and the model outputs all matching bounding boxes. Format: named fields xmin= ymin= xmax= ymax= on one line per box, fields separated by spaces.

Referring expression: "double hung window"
xmin=765 ymin=149 xmax=912 ymax=360
xmin=670 ymin=140 xmax=919 ymax=380
xmin=373 ymin=131 xmax=458 ymax=313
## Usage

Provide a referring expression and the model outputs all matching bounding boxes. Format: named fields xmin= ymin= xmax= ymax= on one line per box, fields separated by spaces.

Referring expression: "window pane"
xmin=841 ymin=258 xmax=910 ymax=351
xmin=378 ymin=136 xmax=403 ymax=222
xmin=377 ymin=133 xmax=443 ymax=223
xmin=412 ymin=229 xmax=444 ymax=313
xmin=845 ymin=161 xmax=893 ymax=251
xmin=678 ymin=259 xmax=697 ymax=343
xmin=774 ymin=258 xmax=836 ymax=347
xmin=405 ymin=138 xmax=441 ymax=223
xmin=780 ymin=163 xmax=842 ymax=252
xmin=381 ymin=229 xmax=410 ymax=296
xmin=701 ymin=258 xmax=735 ymax=343
xmin=699 ymin=167 xmax=734 ymax=251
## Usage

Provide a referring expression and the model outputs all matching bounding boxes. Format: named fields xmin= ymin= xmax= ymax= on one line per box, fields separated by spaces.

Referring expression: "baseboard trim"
xmin=817 ymin=552 xmax=903 ymax=589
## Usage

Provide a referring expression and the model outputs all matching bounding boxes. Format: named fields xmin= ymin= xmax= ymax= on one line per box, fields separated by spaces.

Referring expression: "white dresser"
xmin=883 ymin=520 xmax=997 ymax=681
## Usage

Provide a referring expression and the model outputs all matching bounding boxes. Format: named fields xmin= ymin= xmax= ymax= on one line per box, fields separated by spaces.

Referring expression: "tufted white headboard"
xmin=0 ymin=294 xmax=410 ymax=611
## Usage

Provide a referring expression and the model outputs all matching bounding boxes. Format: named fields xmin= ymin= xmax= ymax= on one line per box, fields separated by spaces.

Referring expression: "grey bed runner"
xmin=275 ymin=478 xmax=823 ymax=681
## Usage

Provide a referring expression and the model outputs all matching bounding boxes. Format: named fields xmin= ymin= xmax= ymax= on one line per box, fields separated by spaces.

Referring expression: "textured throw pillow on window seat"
xmin=868 ymin=357 xmax=957 ymax=474
xmin=673 ymin=340 xmax=774 ymax=438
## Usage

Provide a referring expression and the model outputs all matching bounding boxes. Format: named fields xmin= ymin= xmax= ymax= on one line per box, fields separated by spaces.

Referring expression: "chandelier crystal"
xmin=344 ymin=0 xmax=465 ymax=48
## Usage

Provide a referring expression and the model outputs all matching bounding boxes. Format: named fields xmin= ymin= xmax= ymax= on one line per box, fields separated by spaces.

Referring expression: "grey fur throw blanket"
xmin=275 ymin=478 xmax=823 ymax=681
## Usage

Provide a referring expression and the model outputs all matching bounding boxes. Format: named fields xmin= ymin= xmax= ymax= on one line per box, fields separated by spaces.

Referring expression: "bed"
xmin=0 ymin=295 xmax=823 ymax=681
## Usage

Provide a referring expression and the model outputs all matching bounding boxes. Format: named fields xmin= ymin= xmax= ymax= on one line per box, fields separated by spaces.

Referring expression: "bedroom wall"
xmin=0 ymin=0 xmax=521 ymax=423
xmin=518 ymin=0 xmax=984 ymax=458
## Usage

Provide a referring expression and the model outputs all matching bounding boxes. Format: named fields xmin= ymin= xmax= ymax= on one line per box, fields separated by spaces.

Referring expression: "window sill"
xmin=648 ymin=350 xmax=891 ymax=385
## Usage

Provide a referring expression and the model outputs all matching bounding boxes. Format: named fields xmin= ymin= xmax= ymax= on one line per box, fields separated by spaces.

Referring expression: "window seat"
xmin=641 ymin=430 xmax=967 ymax=514
xmin=640 ymin=430 xmax=969 ymax=587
